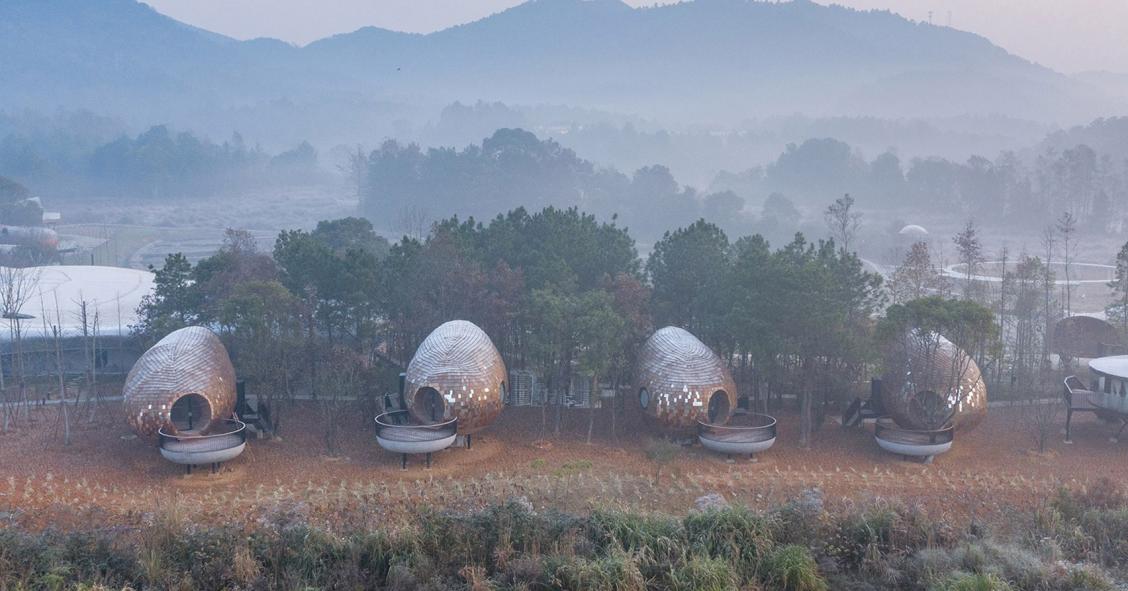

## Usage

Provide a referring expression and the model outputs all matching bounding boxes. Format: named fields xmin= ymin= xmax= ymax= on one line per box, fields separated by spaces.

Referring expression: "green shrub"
xmin=667 ymin=555 xmax=737 ymax=591
xmin=929 ymin=572 xmax=1013 ymax=591
xmin=1057 ymin=563 xmax=1114 ymax=590
xmin=683 ymin=506 xmax=774 ymax=578
xmin=587 ymin=509 xmax=683 ymax=557
xmin=549 ymin=550 xmax=646 ymax=591
xmin=761 ymin=545 xmax=827 ymax=591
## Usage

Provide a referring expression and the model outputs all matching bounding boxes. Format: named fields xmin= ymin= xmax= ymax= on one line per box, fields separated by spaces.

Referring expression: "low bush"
xmin=0 ymin=499 xmax=1123 ymax=590
xmin=761 ymin=544 xmax=828 ymax=591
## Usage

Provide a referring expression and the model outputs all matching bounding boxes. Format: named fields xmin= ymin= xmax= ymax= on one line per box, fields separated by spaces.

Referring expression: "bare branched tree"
xmin=1056 ymin=211 xmax=1078 ymax=316
xmin=953 ymin=220 xmax=984 ymax=301
xmin=0 ymin=266 xmax=40 ymax=430
xmin=397 ymin=204 xmax=431 ymax=242
xmin=74 ymin=298 xmax=101 ymax=422
xmin=1022 ymin=380 xmax=1060 ymax=454
xmin=824 ymin=193 xmax=862 ymax=253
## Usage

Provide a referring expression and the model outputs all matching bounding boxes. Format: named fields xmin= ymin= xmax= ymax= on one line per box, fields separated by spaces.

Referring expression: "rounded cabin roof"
xmin=881 ymin=331 xmax=987 ymax=433
xmin=404 ymin=320 xmax=507 ymax=435
xmin=898 ymin=224 xmax=929 ymax=236
xmin=1053 ymin=315 xmax=1122 ymax=359
xmin=1089 ymin=355 xmax=1128 ymax=379
xmin=636 ymin=326 xmax=737 ymax=430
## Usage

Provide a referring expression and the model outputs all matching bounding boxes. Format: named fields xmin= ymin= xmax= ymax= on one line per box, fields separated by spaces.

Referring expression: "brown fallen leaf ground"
xmin=1 ymin=400 xmax=1124 ymax=531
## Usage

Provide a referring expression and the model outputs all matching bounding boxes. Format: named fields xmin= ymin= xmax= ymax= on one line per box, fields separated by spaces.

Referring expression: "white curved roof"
xmin=898 ymin=224 xmax=929 ymax=236
xmin=1089 ymin=355 xmax=1128 ymax=379
xmin=0 ymin=265 xmax=154 ymax=339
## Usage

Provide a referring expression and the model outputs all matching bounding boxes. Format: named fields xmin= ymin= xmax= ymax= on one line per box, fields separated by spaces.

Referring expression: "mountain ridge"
xmin=0 ymin=0 xmax=1118 ymax=129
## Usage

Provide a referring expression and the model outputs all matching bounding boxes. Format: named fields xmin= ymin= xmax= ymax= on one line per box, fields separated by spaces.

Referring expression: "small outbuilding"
xmin=1053 ymin=315 xmax=1123 ymax=360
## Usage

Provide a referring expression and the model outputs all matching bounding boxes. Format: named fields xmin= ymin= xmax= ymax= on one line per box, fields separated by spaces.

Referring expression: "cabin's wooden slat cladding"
xmin=636 ymin=326 xmax=737 ymax=431
xmin=122 ymin=326 xmax=236 ymax=438
xmin=404 ymin=320 xmax=507 ymax=435
xmin=881 ymin=332 xmax=987 ymax=433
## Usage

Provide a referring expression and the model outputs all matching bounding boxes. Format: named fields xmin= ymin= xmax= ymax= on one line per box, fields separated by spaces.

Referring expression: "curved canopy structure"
xmin=123 ymin=326 xmax=236 ymax=439
xmin=881 ymin=331 xmax=987 ymax=433
xmin=1086 ymin=355 xmax=1128 ymax=415
xmin=1053 ymin=315 xmax=1122 ymax=359
xmin=898 ymin=224 xmax=929 ymax=237
xmin=636 ymin=326 xmax=737 ymax=431
xmin=404 ymin=320 xmax=507 ymax=435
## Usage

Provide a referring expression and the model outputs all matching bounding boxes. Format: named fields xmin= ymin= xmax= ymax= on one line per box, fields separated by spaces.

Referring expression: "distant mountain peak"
xmin=2 ymin=0 xmax=1117 ymax=125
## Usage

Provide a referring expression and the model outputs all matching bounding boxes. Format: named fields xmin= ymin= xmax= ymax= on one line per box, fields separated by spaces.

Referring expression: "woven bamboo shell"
xmin=404 ymin=320 xmax=507 ymax=435
xmin=636 ymin=326 xmax=737 ymax=431
xmin=122 ymin=326 xmax=236 ymax=438
xmin=881 ymin=331 xmax=987 ymax=433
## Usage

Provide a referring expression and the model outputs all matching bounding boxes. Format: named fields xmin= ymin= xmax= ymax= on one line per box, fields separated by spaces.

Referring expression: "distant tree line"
xmin=356 ymin=129 xmax=752 ymax=243
xmin=714 ymin=120 xmax=1128 ymax=232
xmin=0 ymin=111 xmax=321 ymax=198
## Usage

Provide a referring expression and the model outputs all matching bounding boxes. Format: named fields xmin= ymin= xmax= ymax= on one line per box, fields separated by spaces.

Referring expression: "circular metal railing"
xmin=158 ymin=418 xmax=247 ymax=449
xmin=697 ymin=413 xmax=777 ymax=443
xmin=874 ymin=418 xmax=953 ymax=446
xmin=374 ymin=410 xmax=457 ymax=442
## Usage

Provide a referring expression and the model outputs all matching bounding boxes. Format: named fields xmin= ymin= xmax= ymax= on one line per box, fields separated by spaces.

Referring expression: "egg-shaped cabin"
xmin=876 ymin=331 xmax=986 ymax=459
xmin=881 ymin=331 xmax=987 ymax=433
xmin=403 ymin=320 xmax=508 ymax=437
xmin=636 ymin=327 xmax=738 ymax=432
xmin=123 ymin=326 xmax=237 ymax=439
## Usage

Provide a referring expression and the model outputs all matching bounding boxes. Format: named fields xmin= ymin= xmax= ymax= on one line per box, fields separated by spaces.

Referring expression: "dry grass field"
xmin=2 ymin=399 xmax=1125 ymax=533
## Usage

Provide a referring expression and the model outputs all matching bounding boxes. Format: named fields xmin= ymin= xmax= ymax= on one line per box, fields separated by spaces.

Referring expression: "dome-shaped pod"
xmin=636 ymin=326 xmax=738 ymax=431
xmin=1053 ymin=315 xmax=1123 ymax=360
xmin=880 ymin=331 xmax=987 ymax=433
xmin=403 ymin=320 xmax=507 ymax=435
xmin=123 ymin=326 xmax=236 ymax=439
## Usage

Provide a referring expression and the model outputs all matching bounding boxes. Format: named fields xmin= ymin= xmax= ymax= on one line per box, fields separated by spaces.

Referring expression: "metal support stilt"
xmin=466 ymin=434 xmax=472 ymax=450
xmin=1065 ymin=407 xmax=1074 ymax=443
xmin=426 ymin=453 xmax=432 ymax=469
xmin=401 ymin=453 xmax=407 ymax=470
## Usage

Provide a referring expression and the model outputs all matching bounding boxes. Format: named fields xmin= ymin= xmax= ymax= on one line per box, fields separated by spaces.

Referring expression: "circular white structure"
xmin=1087 ymin=356 xmax=1128 ymax=415
xmin=898 ymin=224 xmax=929 ymax=237
xmin=943 ymin=261 xmax=1114 ymax=285
xmin=0 ymin=265 xmax=154 ymax=339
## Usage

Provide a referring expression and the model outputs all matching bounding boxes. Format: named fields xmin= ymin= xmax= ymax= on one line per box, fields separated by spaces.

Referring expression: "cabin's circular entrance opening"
xmin=170 ymin=393 xmax=211 ymax=434
xmin=413 ymin=387 xmax=446 ymax=423
xmin=639 ymin=387 xmax=651 ymax=409
xmin=707 ymin=390 xmax=731 ymax=424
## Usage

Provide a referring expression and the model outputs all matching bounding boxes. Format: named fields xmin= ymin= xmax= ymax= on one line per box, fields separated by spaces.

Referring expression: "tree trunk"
xmin=586 ymin=374 xmax=597 ymax=444
xmin=799 ymin=362 xmax=812 ymax=449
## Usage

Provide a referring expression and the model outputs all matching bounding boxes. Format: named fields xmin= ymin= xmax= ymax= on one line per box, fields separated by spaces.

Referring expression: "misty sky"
xmin=144 ymin=0 xmax=1128 ymax=74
